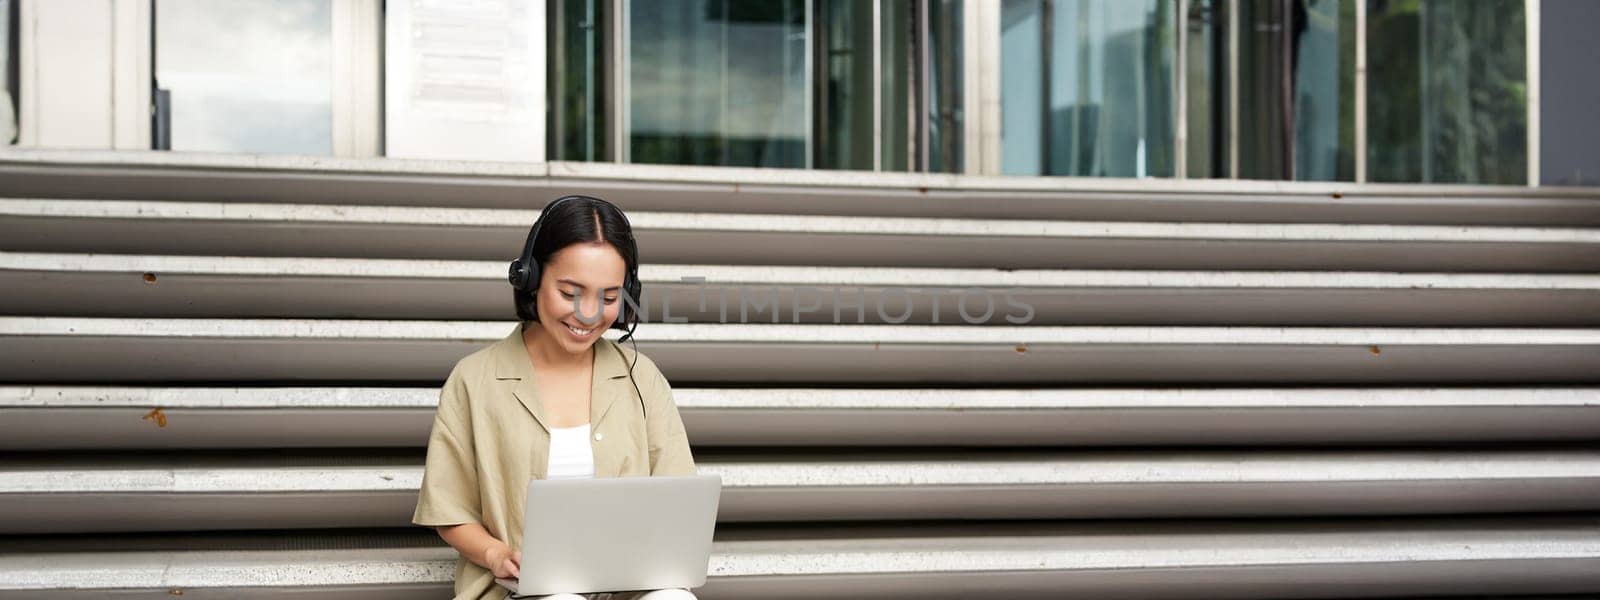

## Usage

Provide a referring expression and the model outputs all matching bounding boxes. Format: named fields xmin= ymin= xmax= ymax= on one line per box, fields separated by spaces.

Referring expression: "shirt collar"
xmin=491 ymin=321 xmax=633 ymax=433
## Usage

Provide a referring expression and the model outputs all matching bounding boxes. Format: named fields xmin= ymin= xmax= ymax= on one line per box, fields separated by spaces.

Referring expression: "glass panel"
xmin=550 ymin=0 xmax=610 ymax=161
xmin=628 ymin=0 xmax=808 ymax=168
xmin=1235 ymin=0 xmax=1355 ymax=181
xmin=1000 ymin=0 xmax=1176 ymax=178
xmin=1001 ymin=0 xmax=1045 ymax=175
xmin=816 ymin=0 xmax=875 ymax=170
xmin=1 ymin=0 xmax=16 ymax=145
xmin=926 ymin=0 xmax=963 ymax=172
xmin=154 ymin=0 xmax=333 ymax=154
xmin=879 ymin=0 xmax=912 ymax=171
xmin=1368 ymin=0 xmax=1526 ymax=184
xmin=1184 ymin=0 xmax=1227 ymax=178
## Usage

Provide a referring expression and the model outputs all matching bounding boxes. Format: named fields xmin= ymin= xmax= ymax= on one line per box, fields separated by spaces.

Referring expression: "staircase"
xmin=1 ymin=149 xmax=1598 ymax=599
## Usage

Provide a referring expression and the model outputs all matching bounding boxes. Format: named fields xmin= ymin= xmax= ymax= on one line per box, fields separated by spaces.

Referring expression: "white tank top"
xmin=545 ymin=423 xmax=595 ymax=480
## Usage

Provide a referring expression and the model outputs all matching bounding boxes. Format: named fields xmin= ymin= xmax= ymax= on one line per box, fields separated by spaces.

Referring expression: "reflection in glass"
xmin=550 ymin=0 xmax=610 ymax=161
xmin=1368 ymin=0 xmax=1526 ymax=184
xmin=154 ymin=0 xmax=332 ymax=154
xmin=925 ymin=0 xmax=963 ymax=173
xmin=628 ymin=0 xmax=807 ymax=168
xmin=817 ymin=0 xmax=875 ymax=170
xmin=1184 ymin=0 xmax=1227 ymax=178
xmin=879 ymin=0 xmax=912 ymax=171
xmin=1236 ymin=0 xmax=1355 ymax=181
xmin=1000 ymin=0 xmax=1176 ymax=178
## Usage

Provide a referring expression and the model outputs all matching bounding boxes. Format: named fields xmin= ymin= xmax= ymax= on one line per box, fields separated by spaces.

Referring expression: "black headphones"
xmin=508 ymin=194 xmax=648 ymax=418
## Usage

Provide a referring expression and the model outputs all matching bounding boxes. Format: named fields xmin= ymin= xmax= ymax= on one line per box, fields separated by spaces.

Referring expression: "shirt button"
xmin=594 ymin=432 xmax=604 ymax=441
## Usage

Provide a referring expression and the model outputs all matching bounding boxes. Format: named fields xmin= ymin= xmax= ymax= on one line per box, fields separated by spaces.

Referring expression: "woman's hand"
xmin=435 ymin=523 xmax=522 ymax=579
xmin=484 ymin=543 xmax=522 ymax=579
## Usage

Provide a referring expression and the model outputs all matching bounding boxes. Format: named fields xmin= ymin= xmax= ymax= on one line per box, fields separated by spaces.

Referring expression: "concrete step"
xmin=0 ymin=516 xmax=1596 ymax=598
xmin=6 ymin=252 xmax=1600 ymax=325
xmin=3 ymin=386 xmax=1598 ymax=449
xmin=1 ymin=448 xmax=1597 ymax=533
xmin=5 ymin=199 xmax=1600 ymax=271
xmin=2 ymin=318 xmax=1598 ymax=385
xmin=5 ymin=148 xmax=1600 ymax=225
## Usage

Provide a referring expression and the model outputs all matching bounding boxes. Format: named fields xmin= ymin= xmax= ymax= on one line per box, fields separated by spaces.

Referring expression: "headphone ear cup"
xmin=520 ymin=261 xmax=542 ymax=317
xmin=508 ymin=259 xmax=528 ymax=290
xmin=614 ymin=271 xmax=641 ymax=331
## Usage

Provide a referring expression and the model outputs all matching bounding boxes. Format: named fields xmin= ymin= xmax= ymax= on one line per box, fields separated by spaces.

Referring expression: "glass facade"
xmin=12 ymin=0 xmax=1544 ymax=185
xmin=153 ymin=0 xmax=333 ymax=155
xmin=1184 ymin=0 xmax=1227 ymax=179
xmin=1367 ymin=0 xmax=1527 ymax=184
xmin=627 ymin=0 xmax=809 ymax=168
xmin=1235 ymin=0 xmax=1357 ymax=181
xmin=548 ymin=0 xmax=955 ymax=171
xmin=879 ymin=0 xmax=913 ymax=171
xmin=924 ymin=0 xmax=964 ymax=173
xmin=816 ymin=0 xmax=874 ymax=170
xmin=549 ymin=0 xmax=611 ymax=162
xmin=999 ymin=0 xmax=1177 ymax=178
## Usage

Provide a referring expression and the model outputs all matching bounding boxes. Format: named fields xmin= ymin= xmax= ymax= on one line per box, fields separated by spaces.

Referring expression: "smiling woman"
xmin=414 ymin=195 xmax=698 ymax=600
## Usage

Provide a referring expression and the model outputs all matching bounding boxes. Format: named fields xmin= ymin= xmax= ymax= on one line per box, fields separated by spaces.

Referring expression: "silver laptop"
xmin=496 ymin=474 xmax=722 ymax=597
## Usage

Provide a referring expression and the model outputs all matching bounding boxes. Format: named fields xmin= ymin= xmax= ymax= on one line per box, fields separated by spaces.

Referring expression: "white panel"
xmin=383 ymin=0 xmax=546 ymax=162
xmin=111 ymin=0 xmax=151 ymax=150
xmin=333 ymin=0 xmax=383 ymax=157
xmin=26 ymin=0 xmax=115 ymax=148
xmin=972 ymin=0 xmax=1001 ymax=175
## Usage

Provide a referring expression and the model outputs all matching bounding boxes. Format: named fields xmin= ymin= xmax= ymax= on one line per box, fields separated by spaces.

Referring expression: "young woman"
xmin=413 ymin=195 xmax=698 ymax=600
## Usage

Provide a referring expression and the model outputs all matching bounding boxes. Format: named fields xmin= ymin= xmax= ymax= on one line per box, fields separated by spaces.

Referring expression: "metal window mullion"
xmin=550 ymin=0 xmax=565 ymax=161
xmin=582 ymin=0 xmax=598 ymax=161
xmin=805 ymin=0 xmax=814 ymax=169
xmin=1525 ymin=0 xmax=1539 ymax=187
xmin=612 ymin=0 xmax=627 ymax=163
xmin=1175 ymin=0 xmax=1188 ymax=179
xmin=1355 ymin=0 xmax=1366 ymax=182
xmin=1040 ymin=0 xmax=1052 ymax=175
xmin=1419 ymin=0 xmax=1430 ymax=182
xmin=1279 ymin=0 xmax=1292 ymax=179
xmin=1226 ymin=0 xmax=1238 ymax=179
xmin=17 ymin=0 xmax=34 ymax=147
xmin=906 ymin=1 xmax=919 ymax=172
xmin=917 ymin=0 xmax=930 ymax=172
xmin=872 ymin=0 xmax=882 ymax=171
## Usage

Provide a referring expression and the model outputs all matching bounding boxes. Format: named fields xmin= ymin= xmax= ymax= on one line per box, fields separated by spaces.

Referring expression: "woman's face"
xmin=534 ymin=241 xmax=628 ymax=355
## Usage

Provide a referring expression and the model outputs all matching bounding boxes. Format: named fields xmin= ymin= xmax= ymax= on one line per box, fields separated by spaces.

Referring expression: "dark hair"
xmin=512 ymin=197 xmax=640 ymax=324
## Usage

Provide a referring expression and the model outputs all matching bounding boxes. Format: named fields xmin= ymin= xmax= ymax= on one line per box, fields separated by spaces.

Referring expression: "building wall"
xmin=1540 ymin=0 xmax=1600 ymax=187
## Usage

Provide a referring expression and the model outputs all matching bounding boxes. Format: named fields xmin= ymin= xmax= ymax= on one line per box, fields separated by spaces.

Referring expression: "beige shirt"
xmin=413 ymin=322 xmax=697 ymax=600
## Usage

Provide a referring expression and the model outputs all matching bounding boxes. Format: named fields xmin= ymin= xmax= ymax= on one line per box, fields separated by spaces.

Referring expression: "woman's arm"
xmin=414 ymin=366 xmax=520 ymax=576
xmin=437 ymin=522 xmax=521 ymax=579
xmin=638 ymin=353 xmax=696 ymax=476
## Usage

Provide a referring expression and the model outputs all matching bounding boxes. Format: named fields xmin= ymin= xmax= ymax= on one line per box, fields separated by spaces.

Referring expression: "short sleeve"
xmin=640 ymin=354 xmax=696 ymax=476
xmin=412 ymin=366 xmax=482 ymax=527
